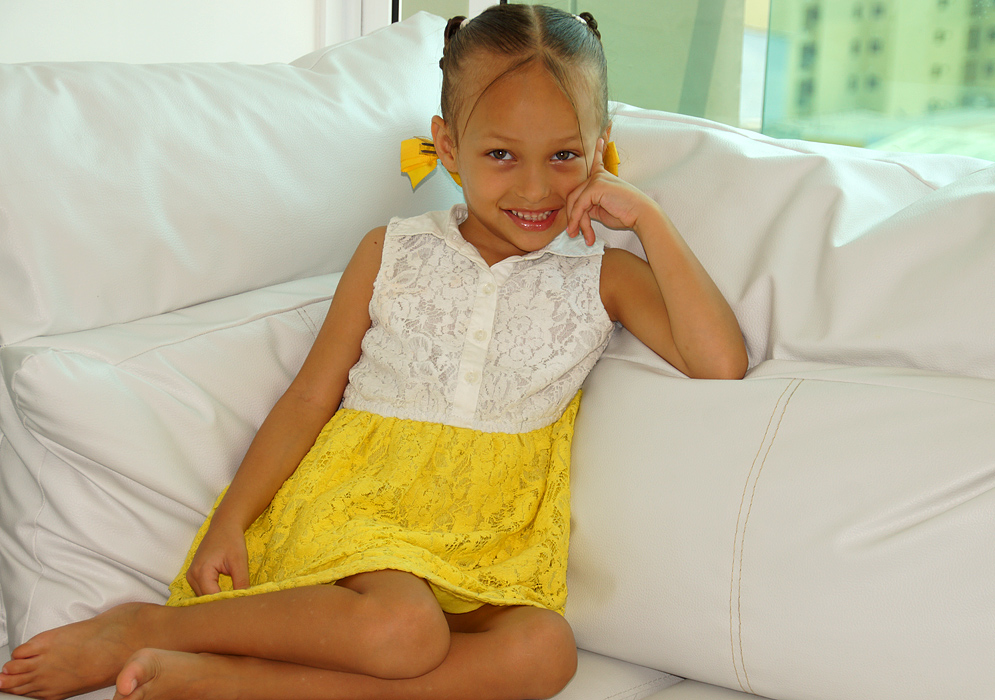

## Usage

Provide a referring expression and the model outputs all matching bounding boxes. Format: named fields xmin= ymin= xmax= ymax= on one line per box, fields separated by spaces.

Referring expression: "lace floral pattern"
xmin=167 ymin=394 xmax=581 ymax=614
xmin=343 ymin=207 xmax=615 ymax=433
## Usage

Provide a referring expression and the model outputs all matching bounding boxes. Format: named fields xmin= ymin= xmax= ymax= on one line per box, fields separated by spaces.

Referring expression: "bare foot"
xmin=0 ymin=603 xmax=155 ymax=700
xmin=110 ymin=649 xmax=231 ymax=700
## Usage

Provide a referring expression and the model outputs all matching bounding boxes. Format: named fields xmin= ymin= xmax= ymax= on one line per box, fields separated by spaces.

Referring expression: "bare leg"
xmin=0 ymin=570 xmax=450 ymax=700
xmin=110 ymin=605 xmax=577 ymax=700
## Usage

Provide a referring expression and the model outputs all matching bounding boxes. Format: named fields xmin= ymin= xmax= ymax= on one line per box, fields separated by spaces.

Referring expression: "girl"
xmin=0 ymin=5 xmax=747 ymax=700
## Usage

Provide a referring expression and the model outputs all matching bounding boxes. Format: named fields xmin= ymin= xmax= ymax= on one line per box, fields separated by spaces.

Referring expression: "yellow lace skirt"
xmin=166 ymin=394 xmax=579 ymax=615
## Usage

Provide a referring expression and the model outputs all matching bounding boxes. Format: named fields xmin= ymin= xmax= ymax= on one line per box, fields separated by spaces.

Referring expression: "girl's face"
xmin=432 ymin=59 xmax=607 ymax=264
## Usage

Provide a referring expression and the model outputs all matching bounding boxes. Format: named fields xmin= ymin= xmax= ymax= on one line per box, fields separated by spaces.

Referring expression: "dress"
xmin=167 ymin=205 xmax=615 ymax=614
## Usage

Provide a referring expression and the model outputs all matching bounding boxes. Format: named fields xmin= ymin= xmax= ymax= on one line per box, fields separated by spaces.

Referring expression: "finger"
xmin=565 ymin=184 xmax=586 ymax=236
xmin=582 ymin=210 xmax=596 ymax=246
xmin=230 ymin=558 xmax=251 ymax=590
xmin=588 ymin=137 xmax=605 ymax=177
xmin=199 ymin=573 xmax=222 ymax=595
xmin=186 ymin=569 xmax=202 ymax=597
xmin=188 ymin=566 xmax=222 ymax=596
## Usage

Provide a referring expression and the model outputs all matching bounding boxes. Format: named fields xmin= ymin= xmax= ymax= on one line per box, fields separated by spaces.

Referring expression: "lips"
xmin=505 ymin=208 xmax=559 ymax=231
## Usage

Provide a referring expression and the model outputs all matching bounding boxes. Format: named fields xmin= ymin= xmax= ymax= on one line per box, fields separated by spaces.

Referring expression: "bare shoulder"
xmin=354 ymin=225 xmax=387 ymax=261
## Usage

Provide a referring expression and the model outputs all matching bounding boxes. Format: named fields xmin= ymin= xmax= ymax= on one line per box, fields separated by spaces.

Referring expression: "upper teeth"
xmin=511 ymin=210 xmax=552 ymax=222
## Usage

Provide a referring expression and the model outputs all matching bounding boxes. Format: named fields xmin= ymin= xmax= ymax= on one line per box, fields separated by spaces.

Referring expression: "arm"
xmin=567 ymin=139 xmax=747 ymax=380
xmin=186 ymin=226 xmax=386 ymax=595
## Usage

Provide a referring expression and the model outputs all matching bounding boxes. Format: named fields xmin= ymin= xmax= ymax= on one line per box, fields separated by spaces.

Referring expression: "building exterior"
xmin=765 ymin=0 xmax=995 ymax=145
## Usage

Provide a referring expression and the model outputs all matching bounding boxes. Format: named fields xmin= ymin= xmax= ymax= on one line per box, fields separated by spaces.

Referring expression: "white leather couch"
xmin=2 ymin=12 xmax=993 ymax=700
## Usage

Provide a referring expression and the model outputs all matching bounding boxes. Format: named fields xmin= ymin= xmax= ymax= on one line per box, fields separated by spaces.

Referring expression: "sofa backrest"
xmin=0 ymin=12 xmax=460 ymax=346
xmin=599 ymin=107 xmax=995 ymax=379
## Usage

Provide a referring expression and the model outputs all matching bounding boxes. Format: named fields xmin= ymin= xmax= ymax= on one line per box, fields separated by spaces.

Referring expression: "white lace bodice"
xmin=342 ymin=205 xmax=615 ymax=433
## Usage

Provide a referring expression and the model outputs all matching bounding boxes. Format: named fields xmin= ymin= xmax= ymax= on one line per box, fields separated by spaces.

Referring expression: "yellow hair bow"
xmin=401 ymin=137 xmax=461 ymax=189
xmin=603 ymin=140 xmax=620 ymax=178
xmin=400 ymin=137 xmax=620 ymax=191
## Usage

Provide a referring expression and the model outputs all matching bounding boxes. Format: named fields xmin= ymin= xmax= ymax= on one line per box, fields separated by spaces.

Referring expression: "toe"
xmin=11 ymin=636 xmax=47 ymax=660
xmin=2 ymin=659 xmax=38 ymax=676
xmin=115 ymin=649 xmax=160 ymax=700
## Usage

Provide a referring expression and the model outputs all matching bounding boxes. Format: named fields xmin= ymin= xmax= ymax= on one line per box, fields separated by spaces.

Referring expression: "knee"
xmin=358 ymin=592 xmax=450 ymax=679
xmin=508 ymin=611 xmax=578 ymax=699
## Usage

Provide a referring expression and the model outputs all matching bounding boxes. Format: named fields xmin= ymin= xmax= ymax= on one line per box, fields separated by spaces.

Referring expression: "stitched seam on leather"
xmin=599 ymin=675 xmax=673 ymax=699
xmin=112 ymin=297 xmax=334 ymax=365
xmin=728 ymin=379 xmax=794 ymax=692
xmin=753 ymin=373 xmax=995 ymax=406
xmin=295 ymin=307 xmax=320 ymax=338
xmin=736 ymin=378 xmax=804 ymax=693
xmin=11 ymin=297 xmax=334 ymax=368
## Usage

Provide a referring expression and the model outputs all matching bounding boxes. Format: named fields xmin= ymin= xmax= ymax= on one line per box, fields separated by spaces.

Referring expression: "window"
xmin=797 ymin=79 xmax=815 ymax=109
xmin=966 ymin=60 xmax=978 ymax=83
xmin=805 ymin=4 xmax=820 ymax=30
xmin=765 ymin=0 xmax=995 ymax=159
xmin=969 ymin=26 xmax=981 ymax=51
xmin=801 ymin=42 xmax=817 ymax=68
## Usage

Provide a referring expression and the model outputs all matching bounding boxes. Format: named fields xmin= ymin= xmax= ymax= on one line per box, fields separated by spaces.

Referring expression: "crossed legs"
xmin=0 ymin=570 xmax=577 ymax=700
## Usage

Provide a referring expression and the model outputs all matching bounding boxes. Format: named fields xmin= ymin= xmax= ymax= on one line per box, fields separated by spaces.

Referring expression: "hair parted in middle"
xmin=438 ymin=4 xmax=609 ymax=144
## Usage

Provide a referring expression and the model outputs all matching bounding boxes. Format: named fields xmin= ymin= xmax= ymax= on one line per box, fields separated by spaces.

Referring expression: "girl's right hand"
xmin=185 ymin=520 xmax=251 ymax=596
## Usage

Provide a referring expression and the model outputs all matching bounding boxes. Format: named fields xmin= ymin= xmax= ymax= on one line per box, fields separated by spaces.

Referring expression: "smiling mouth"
xmin=509 ymin=209 xmax=554 ymax=222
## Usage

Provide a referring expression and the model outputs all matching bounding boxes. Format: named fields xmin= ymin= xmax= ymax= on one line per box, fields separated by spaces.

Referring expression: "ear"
xmin=431 ymin=116 xmax=459 ymax=172
xmin=603 ymin=120 xmax=612 ymax=143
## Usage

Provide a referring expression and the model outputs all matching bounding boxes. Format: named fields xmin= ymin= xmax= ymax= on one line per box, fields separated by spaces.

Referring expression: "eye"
xmin=487 ymin=149 xmax=512 ymax=161
xmin=553 ymin=151 xmax=579 ymax=162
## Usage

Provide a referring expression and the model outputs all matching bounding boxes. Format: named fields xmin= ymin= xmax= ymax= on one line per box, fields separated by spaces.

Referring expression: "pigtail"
xmin=440 ymin=15 xmax=468 ymax=69
xmin=578 ymin=12 xmax=601 ymax=42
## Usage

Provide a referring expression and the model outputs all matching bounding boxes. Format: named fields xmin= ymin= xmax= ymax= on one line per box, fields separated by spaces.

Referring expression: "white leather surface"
xmin=0 ymin=275 xmax=338 ymax=647
xmin=0 ymin=12 xmax=459 ymax=346
xmin=566 ymin=350 xmax=995 ymax=700
xmin=601 ymin=106 xmax=995 ymax=380
xmin=644 ymin=679 xmax=771 ymax=699
xmin=554 ymin=650 xmax=681 ymax=700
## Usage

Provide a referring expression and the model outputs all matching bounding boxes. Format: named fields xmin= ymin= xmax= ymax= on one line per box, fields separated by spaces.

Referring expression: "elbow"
xmin=716 ymin=345 xmax=749 ymax=380
xmin=688 ymin=346 xmax=749 ymax=380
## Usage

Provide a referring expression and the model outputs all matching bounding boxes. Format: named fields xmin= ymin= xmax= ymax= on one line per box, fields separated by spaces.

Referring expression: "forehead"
xmin=457 ymin=56 xmax=601 ymax=139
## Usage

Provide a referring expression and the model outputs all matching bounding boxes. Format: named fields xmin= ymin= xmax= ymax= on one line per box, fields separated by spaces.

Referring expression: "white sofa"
xmin=2 ymin=12 xmax=993 ymax=700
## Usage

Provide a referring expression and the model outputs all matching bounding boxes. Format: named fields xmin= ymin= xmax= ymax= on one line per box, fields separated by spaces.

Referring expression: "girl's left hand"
xmin=565 ymin=138 xmax=658 ymax=245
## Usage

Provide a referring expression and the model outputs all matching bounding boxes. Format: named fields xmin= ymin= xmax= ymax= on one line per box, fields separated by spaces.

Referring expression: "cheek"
xmin=558 ymin=163 xmax=590 ymax=190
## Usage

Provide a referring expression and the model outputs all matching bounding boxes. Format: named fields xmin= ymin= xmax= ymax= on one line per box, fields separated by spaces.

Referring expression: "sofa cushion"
xmin=566 ymin=351 xmax=995 ymax=700
xmin=0 ymin=275 xmax=337 ymax=648
xmin=602 ymin=106 xmax=995 ymax=380
xmin=0 ymin=12 xmax=460 ymax=346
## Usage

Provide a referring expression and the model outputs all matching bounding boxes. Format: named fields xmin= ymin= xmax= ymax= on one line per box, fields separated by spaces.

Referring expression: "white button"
xmin=473 ymin=329 xmax=487 ymax=342
xmin=482 ymin=283 xmax=496 ymax=295
xmin=464 ymin=371 xmax=480 ymax=384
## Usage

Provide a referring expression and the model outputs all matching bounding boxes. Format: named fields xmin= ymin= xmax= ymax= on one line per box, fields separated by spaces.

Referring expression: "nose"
xmin=516 ymin=162 xmax=550 ymax=203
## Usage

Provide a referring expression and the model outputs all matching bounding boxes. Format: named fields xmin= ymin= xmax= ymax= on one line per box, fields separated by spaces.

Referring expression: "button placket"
xmin=451 ymin=270 xmax=500 ymax=423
